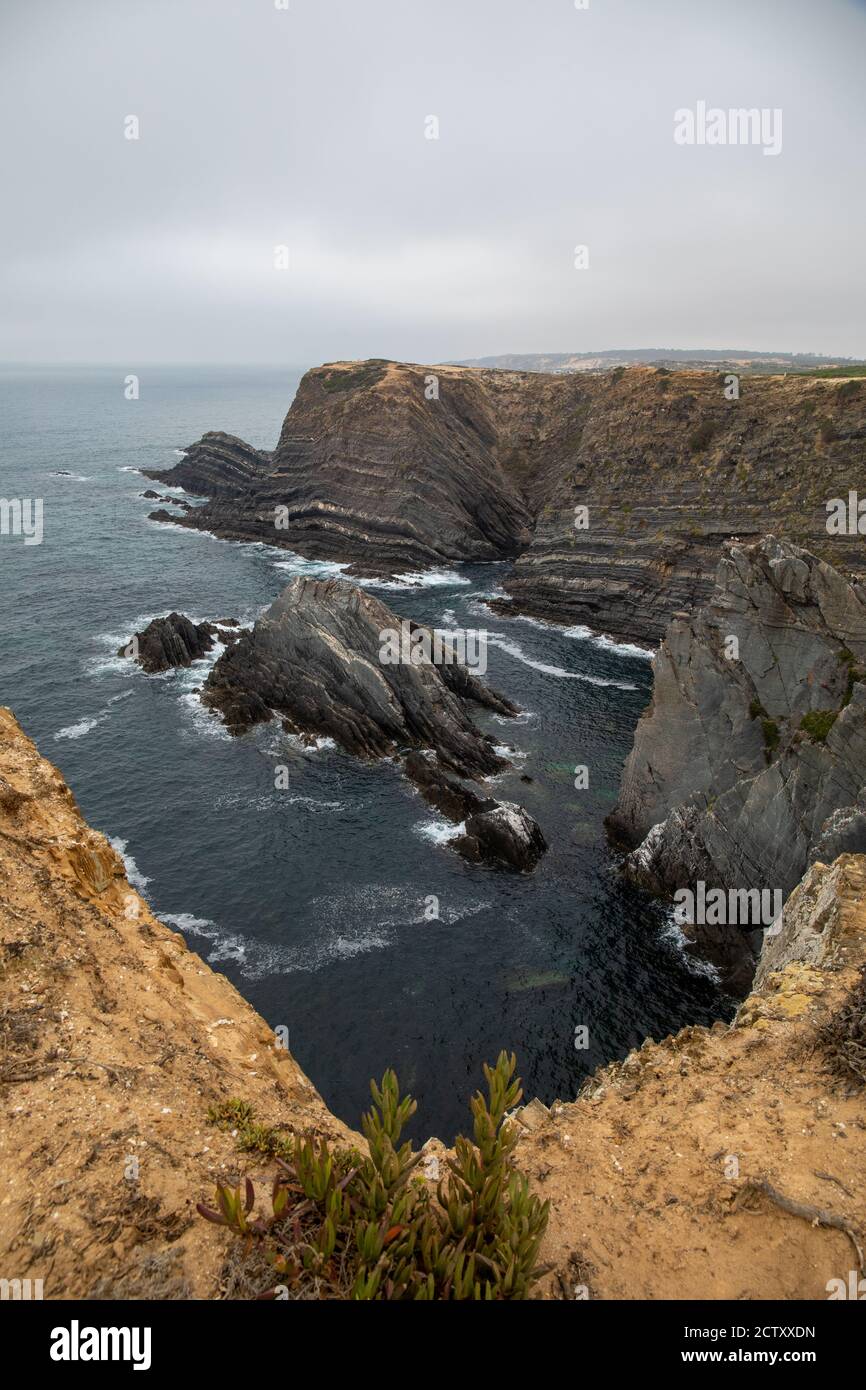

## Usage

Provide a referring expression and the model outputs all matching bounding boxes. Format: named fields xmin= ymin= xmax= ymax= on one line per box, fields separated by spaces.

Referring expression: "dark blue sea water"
xmin=0 ymin=365 xmax=733 ymax=1140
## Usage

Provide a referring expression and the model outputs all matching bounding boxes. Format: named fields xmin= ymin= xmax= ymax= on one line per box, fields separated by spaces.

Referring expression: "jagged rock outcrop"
xmin=202 ymin=577 xmax=545 ymax=870
xmin=146 ymin=360 xmax=866 ymax=637
xmin=118 ymin=613 xmax=241 ymax=673
xmin=454 ymin=801 xmax=548 ymax=872
xmin=145 ymin=431 xmax=272 ymax=497
xmin=608 ymin=537 xmax=866 ymax=982
xmin=119 ymin=613 xmax=215 ymax=672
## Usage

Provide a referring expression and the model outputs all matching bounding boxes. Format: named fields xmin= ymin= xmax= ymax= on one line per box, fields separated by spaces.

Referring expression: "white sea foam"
xmin=492 ymin=743 xmax=527 ymax=762
xmin=492 ymin=708 xmax=535 ymax=725
xmin=50 ymin=471 xmax=92 ymax=482
xmin=55 ymin=717 xmax=99 ymax=741
xmin=163 ymin=884 xmax=493 ymax=977
xmin=109 ymin=836 xmax=151 ymax=891
xmin=561 ymin=623 xmax=655 ymax=661
xmin=160 ymin=913 xmax=248 ymax=965
xmin=660 ymin=910 xmax=723 ymax=984
xmin=280 ymin=731 xmax=337 ymax=753
xmin=486 ymin=634 xmax=637 ymax=689
xmin=469 ymin=599 xmax=653 ymax=662
xmin=54 ymin=688 xmax=135 ymax=739
xmin=357 ymin=568 xmax=471 ymax=591
xmin=178 ymin=691 xmax=233 ymax=741
xmin=273 ymin=554 xmax=350 ymax=580
xmin=415 ymin=817 xmax=464 ymax=845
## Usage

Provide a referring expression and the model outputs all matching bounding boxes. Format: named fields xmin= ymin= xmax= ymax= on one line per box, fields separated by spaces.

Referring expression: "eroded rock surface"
xmin=608 ymin=537 xmax=866 ymax=982
xmin=119 ymin=613 xmax=242 ymax=674
xmin=201 ymin=577 xmax=545 ymax=869
xmin=146 ymin=361 xmax=866 ymax=638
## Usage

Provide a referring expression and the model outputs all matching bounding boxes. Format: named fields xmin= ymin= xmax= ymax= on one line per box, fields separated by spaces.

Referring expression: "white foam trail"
xmin=109 ymin=836 xmax=151 ymax=891
xmin=561 ymin=623 xmax=655 ymax=661
xmin=50 ymin=471 xmax=92 ymax=482
xmin=273 ymin=555 xmax=350 ymax=580
xmin=178 ymin=691 xmax=233 ymax=741
xmin=660 ymin=910 xmax=723 ymax=983
xmin=54 ymin=688 xmax=135 ymax=738
xmin=160 ymin=913 xmax=247 ymax=965
xmin=55 ymin=717 xmax=99 ymax=741
xmin=357 ymin=568 xmax=471 ymax=591
xmin=470 ymin=598 xmax=653 ymax=662
xmin=487 ymin=634 xmax=637 ymax=689
xmin=492 ymin=708 xmax=535 ymax=725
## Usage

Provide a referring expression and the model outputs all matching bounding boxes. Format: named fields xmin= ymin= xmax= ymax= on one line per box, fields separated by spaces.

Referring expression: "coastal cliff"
xmin=609 ymin=537 xmax=866 ymax=896
xmin=146 ymin=361 xmax=866 ymax=641
xmin=1 ymin=709 xmax=863 ymax=1300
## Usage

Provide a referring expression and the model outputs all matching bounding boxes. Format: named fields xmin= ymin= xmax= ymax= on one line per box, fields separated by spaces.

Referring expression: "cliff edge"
xmin=1 ymin=709 xmax=863 ymax=1299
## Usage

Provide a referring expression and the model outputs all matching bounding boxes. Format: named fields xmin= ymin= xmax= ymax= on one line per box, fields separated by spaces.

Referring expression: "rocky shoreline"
xmin=120 ymin=578 xmax=548 ymax=872
xmin=2 ymin=706 xmax=863 ymax=1300
xmin=145 ymin=359 xmax=866 ymax=641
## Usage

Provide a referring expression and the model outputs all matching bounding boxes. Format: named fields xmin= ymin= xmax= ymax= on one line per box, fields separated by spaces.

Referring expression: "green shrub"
xmin=761 ymin=718 xmax=780 ymax=760
xmin=800 ymin=709 xmax=837 ymax=743
xmin=749 ymin=698 xmax=768 ymax=720
xmin=839 ymin=649 xmax=865 ymax=708
xmin=200 ymin=1052 xmax=550 ymax=1301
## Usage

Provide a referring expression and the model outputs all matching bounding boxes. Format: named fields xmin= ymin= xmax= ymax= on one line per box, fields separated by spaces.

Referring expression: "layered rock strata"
xmin=118 ymin=613 xmax=240 ymax=674
xmin=201 ymin=577 xmax=546 ymax=871
xmin=146 ymin=360 xmax=866 ymax=640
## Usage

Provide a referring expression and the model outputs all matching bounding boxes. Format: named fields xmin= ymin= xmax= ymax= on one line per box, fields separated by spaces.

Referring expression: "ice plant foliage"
xmin=199 ymin=1052 xmax=549 ymax=1300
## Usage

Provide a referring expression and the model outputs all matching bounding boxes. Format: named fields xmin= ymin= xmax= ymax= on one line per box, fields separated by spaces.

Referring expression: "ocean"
xmin=0 ymin=364 xmax=733 ymax=1141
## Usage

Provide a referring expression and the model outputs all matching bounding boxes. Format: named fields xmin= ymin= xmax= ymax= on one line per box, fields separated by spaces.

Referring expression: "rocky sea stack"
xmin=201 ymin=576 xmax=547 ymax=871
xmin=118 ymin=612 xmax=239 ymax=674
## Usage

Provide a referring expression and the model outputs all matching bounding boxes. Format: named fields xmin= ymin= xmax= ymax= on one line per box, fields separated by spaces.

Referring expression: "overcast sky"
xmin=1 ymin=0 xmax=864 ymax=365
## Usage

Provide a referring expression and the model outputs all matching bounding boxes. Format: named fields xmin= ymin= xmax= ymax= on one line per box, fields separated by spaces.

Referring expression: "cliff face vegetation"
xmin=146 ymin=361 xmax=866 ymax=641
xmin=1 ymin=709 xmax=864 ymax=1300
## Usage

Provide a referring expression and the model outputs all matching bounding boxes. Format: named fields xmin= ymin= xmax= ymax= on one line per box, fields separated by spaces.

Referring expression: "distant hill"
xmin=455 ymin=349 xmax=866 ymax=376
